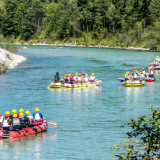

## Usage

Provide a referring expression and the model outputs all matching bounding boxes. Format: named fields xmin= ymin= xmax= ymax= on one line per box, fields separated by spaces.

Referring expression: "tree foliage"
xmin=112 ymin=107 xmax=160 ymax=159
xmin=0 ymin=0 xmax=160 ymax=49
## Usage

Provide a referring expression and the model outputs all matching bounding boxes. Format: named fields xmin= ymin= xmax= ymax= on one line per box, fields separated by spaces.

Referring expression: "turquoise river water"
xmin=0 ymin=46 xmax=160 ymax=159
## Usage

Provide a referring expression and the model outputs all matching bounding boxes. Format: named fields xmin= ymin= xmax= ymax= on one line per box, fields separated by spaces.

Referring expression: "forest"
xmin=0 ymin=0 xmax=160 ymax=50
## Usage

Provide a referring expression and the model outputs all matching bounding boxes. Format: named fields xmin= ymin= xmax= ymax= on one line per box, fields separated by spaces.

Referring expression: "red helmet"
xmin=82 ymin=73 xmax=85 ymax=75
xmin=78 ymin=74 xmax=81 ymax=76
xmin=134 ymin=68 xmax=137 ymax=70
xmin=5 ymin=114 xmax=9 ymax=118
xmin=142 ymin=68 xmax=144 ymax=70
xmin=133 ymin=70 xmax=136 ymax=72
xmin=72 ymin=74 xmax=74 ymax=77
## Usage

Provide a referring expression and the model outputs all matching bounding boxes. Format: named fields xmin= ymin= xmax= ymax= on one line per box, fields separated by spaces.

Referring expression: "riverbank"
xmin=0 ymin=47 xmax=26 ymax=74
xmin=17 ymin=42 xmax=153 ymax=51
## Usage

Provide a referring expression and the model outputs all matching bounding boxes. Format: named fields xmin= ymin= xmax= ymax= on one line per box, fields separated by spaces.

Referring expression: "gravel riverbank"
xmin=0 ymin=47 xmax=26 ymax=74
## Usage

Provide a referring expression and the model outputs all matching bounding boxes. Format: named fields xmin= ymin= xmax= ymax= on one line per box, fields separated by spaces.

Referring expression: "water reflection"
xmin=0 ymin=131 xmax=57 ymax=159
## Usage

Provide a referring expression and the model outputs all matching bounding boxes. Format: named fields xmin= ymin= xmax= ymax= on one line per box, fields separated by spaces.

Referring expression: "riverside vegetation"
xmin=0 ymin=0 xmax=160 ymax=50
xmin=112 ymin=107 xmax=160 ymax=159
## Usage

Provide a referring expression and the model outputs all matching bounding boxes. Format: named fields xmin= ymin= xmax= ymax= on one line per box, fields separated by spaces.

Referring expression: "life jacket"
xmin=142 ymin=70 xmax=146 ymax=74
xmin=26 ymin=113 xmax=34 ymax=120
xmin=12 ymin=118 xmax=20 ymax=126
xmin=65 ymin=77 xmax=69 ymax=83
xmin=2 ymin=119 xmax=10 ymax=127
xmin=139 ymin=75 xmax=143 ymax=81
xmin=84 ymin=77 xmax=89 ymax=82
xmin=54 ymin=76 xmax=58 ymax=82
xmin=35 ymin=113 xmax=41 ymax=121
xmin=70 ymin=77 xmax=74 ymax=81
xmin=150 ymin=70 xmax=154 ymax=74
xmin=90 ymin=76 xmax=95 ymax=81
xmin=133 ymin=73 xmax=138 ymax=78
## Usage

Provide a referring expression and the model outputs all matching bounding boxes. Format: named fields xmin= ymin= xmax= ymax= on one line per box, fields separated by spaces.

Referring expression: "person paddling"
xmin=33 ymin=108 xmax=43 ymax=121
xmin=2 ymin=114 xmax=11 ymax=131
xmin=11 ymin=114 xmax=21 ymax=130
xmin=89 ymin=73 xmax=95 ymax=82
xmin=9 ymin=110 xmax=17 ymax=120
xmin=25 ymin=111 xmax=34 ymax=123
xmin=17 ymin=109 xmax=24 ymax=118
xmin=53 ymin=72 xmax=60 ymax=82
xmin=19 ymin=112 xmax=30 ymax=128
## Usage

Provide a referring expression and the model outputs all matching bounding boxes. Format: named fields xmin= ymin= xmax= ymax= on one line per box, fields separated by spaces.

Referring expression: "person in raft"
xmin=2 ymin=114 xmax=11 ymax=130
xmin=17 ymin=109 xmax=24 ymax=118
xmin=11 ymin=114 xmax=21 ymax=130
xmin=89 ymin=73 xmax=95 ymax=82
xmin=124 ymin=73 xmax=130 ymax=81
xmin=33 ymin=108 xmax=43 ymax=121
xmin=25 ymin=111 xmax=34 ymax=123
xmin=53 ymin=72 xmax=60 ymax=82
xmin=9 ymin=109 xmax=17 ymax=120
xmin=19 ymin=112 xmax=30 ymax=128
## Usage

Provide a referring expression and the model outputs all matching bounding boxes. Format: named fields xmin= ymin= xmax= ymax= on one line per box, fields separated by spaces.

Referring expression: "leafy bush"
xmin=112 ymin=107 xmax=160 ymax=159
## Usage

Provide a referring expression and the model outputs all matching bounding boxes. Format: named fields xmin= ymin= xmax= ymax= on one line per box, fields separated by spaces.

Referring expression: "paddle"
xmin=47 ymin=86 xmax=51 ymax=88
xmin=147 ymin=79 xmax=153 ymax=82
xmin=48 ymin=122 xmax=57 ymax=127
xmin=155 ymin=74 xmax=160 ymax=75
xmin=118 ymin=78 xmax=125 ymax=82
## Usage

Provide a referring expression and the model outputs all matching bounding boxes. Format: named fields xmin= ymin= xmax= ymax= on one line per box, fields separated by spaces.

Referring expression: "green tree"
xmin=112 ymin=107 xmax=160 ymax=159
xmin=1 ymin=0 xmax=17 ymax=36
xmin=149 ymin=0 xmax=160 ymax=21
xmin=14 ymin=3 xmax=26 ymax=36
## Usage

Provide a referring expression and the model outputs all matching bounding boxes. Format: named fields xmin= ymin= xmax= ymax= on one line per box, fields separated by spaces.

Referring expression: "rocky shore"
xmin=0 ymin=47 xmax=26 ymax=74
xmin=18 ymin=42 xmax=152 ymax=51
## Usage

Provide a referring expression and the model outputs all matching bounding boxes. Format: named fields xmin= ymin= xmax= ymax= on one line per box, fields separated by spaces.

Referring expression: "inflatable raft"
xmin=123 ymin=80 xmax=145 ymax=87
xmin=48 ymin=80 xmax=101 ymax=88
xmin=0 ymin=119 xmax=47 ymax=139
xmin=145 ymin=77 xmax=155 ymax=82
xmin=153 ymin=66 xmax=160 ymax=70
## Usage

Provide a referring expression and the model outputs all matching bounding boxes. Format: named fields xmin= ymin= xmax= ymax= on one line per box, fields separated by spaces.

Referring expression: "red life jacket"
xmin=70 ymin=77 xmax=74 ymax=81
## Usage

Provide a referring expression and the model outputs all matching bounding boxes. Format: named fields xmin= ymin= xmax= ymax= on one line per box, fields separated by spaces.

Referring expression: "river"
xmin=0 ymin=46 xmax=160 ymax=159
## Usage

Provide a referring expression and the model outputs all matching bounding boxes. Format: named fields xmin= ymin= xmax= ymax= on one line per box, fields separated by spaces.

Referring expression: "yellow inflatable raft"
xmin=123 ymin=80 xmax=145 ymax=87
xmin=48 ymin=80 xmax=101 ymax=88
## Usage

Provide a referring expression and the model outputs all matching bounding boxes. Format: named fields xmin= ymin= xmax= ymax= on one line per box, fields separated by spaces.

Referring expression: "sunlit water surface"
xmin=0 ymin=46 xmax=160 ymax=159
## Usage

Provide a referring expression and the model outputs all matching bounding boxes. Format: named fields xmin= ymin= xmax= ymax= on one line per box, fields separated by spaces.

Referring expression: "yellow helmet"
xmin=125 ymin=74 xmax=128 ymax=76
xmin=13 ymin=114 xmax=17 ymax=118
xmin=92 ymin=73 xmax=95 ymax=76
xmin=75 ymin=73 xmax=78 ymax=76
xmin=139 ymin=74 xmax=141 ymax=76
xmin=68 ymin=73 xmax=71 ymax=77
xmin=19 ymin=109 xmax=24 ymax=113
xmin=12 ymin=110 xmax=17 ymax=114
xmin=5 ymin=111 xmax=10 ymax=115
xmin=157 ymin=56 xmax=159 ymax=58
xmin=35 ymin=108 xmax=39 ymax=112
xmin=25 ymin=111 xmax=30 ymax=115
xmin=155 ymin=59 xmax=158 ymax=61
xmin=19 ymin=112 xmax=24 ymax=117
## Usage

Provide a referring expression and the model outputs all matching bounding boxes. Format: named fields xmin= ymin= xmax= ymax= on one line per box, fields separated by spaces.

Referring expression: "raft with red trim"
xmin=0 ymin=119 xmax=47 ymax=139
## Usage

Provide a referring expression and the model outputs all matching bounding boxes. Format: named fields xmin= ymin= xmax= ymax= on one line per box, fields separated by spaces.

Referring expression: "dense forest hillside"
xmin=0 ymin=0 xmax=160 ymax=50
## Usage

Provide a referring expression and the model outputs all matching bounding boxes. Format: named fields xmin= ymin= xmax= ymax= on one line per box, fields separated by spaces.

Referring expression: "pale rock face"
xmin=0 ymin=47 xmax=26 ymax=69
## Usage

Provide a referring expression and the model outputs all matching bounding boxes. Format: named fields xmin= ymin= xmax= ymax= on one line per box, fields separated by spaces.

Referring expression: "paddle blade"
xmin=49 ymin=122 xmax=57 ymax=127
xmin=118 ymin=78 xmax=124 ymax=81
xmin=149 ymin=63 xmax=153 ymax=66
xmin=147 ymin=79 xmax=153 ymax=82
xmin=47 ymin=86 xmax=51 ymax=88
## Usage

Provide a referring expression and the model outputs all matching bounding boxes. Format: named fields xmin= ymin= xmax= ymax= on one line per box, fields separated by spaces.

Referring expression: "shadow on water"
xmin=89 ymin=59 xmax=108 ymax=64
